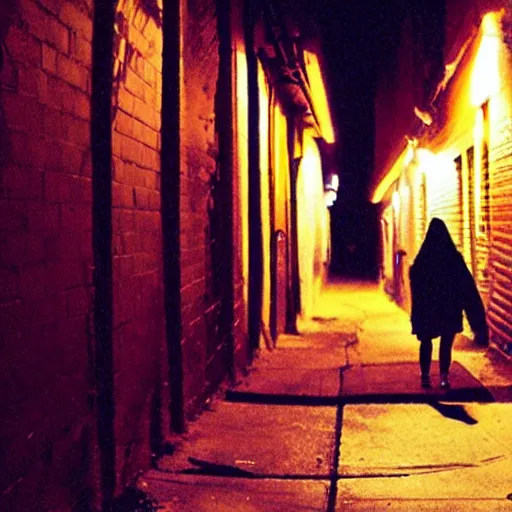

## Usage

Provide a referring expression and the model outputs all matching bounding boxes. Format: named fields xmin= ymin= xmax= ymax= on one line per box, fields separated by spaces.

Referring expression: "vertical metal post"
xmin=216 ymin=0 xmax=236 ymax=381
xmin=91 ymin=1 xmax=115 ymax=509
xmin=161 ymin=0 xmax=185 ymax=434
xmin=244 ymin=0 xmax=263 ymax=353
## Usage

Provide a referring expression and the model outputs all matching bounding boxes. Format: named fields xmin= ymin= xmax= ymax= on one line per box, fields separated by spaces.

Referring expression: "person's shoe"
xmin=421 ymin=375 xmax=431 ymax=388
xmin=440 ymin=373 xmax=451 ymax=389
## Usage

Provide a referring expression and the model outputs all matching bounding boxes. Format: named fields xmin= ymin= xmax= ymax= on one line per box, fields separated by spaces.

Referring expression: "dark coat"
xmin=409 ymin=218 xmax=487 ymax=342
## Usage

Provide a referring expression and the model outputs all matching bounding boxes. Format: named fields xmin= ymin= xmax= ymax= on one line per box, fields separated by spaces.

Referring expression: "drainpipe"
xmin=161 ymin=0 xmax=185 ymax=434
xmin=287 ymin=121 xmax=301 ymax=331
xmin=216 ymin=0 xmax=236 ymax=382
xmin=91 ymin=1 xmax=115 ymax=509
xmin=244 ymin=0 xmax=263 ymax=354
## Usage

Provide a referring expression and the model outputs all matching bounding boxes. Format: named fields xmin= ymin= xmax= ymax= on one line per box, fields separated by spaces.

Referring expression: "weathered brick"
xmin=26 ymin=201 xmax=60 ymax=233
xmin=60 ymin=141 xmax=87 ymax=173
xmin=123 ymin=163 xmax=137 ymax=186
xmin=4 ymin=165 xmax=44 ymax=200
xmin=121 ymin=232 xmax=140 ymax=254
xmin=113 ymin=255 xmax=134 ymax=280
xmin=142 ymin=170 xmax=157 ymax=190
xmin=2 ymin=92 xmax=44 ymax=133
xmin=19 ymin=261 xmax=51 ymax=302
xmin=66 ymin=116 xmax=90 ymax=147
xmin=113 ymin=209 xmax=135 ymax=234
xmin=22 ymin=0 xmax=70 ymax=53
xmin=112 ymin=133 xmax=123 ymax=159
xmin=120 ymin=134 xmax=143 ymax=164
xmin=132 ymin=96 xmax=157 ymax=129
xmin=133 ymin=252 xmax=151 ymax=274
xmin=142 ymin=146 xmax=160 ymax=171
xmin=72 ymin=90 xmax=91 ymax=120
xmin=0 ymin=300 xmax=22 ymax=331
xmin=43 ymin=107 xmax=65 ymax=140
xmin=17 ymin=67 xmax=38 ymax=99
xmin=42 ymin=44 xmax=58 ymax=74
xmin=36 ymin=0 xmax=61 ymax=15
xmin=0 ymin=199 xmax=28 ymax=232
xmin=46 ymin=75 xmax=64 ymax=110
xmin=0 ymin=268 xmax=20 ymax=302
xmin=60 ymin=3 xmax=92 ymax=41
xmin=115 ymin=110 xmax=134 ymax=138
xmin=5 ymin=25 xmax=42 ymax=67
xmin=56 ymin=53 xmax=88 ymax=91
xmin=44 ymin=170 xmax=68 ymax=203
xmin=117 ymin=92 xmax=136 ymax=117
xmin=65 ymin=287 xmax=89 ymax=318
xmin=125 ymin=70 xmax=146 ymax=101
xmin=77 ymin=149 xmax=92 ymax=178
xmin=60 ymin=204 xmax=91 ymax=232
xmin=45 ymin=231 xmax=91 ymax=261
xmin=113 ymin=283 xmax=135 ymax=326
xmin=112 ymin=182 xmax=135 ymax=209
xmin=134 ymin=187 xmax=149 ymax=210
xmin=43 ymin=138 xmax=64 ymax=172
xmin=70 ymin=35 xmax=92 ymax=69
xmin=47 ymin=18 xmax=71 ymax=53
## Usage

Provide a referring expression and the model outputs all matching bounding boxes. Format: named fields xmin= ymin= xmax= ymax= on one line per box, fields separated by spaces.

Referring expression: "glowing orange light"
xmin=470 ymin=12 xmax=500 ymax=106
xmin=303 ymin=51 xmax=335 ymax=143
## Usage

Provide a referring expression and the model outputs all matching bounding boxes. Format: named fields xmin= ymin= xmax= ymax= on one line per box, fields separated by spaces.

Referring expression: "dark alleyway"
xmin=138 ymin=280 xmax=512 ymax=511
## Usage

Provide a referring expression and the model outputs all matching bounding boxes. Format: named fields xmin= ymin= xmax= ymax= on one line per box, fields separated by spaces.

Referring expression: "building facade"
xmin=372 ymin=0 xmax=512 ymax=356
xmin=0 ymin=0 xmax=336 ymax=509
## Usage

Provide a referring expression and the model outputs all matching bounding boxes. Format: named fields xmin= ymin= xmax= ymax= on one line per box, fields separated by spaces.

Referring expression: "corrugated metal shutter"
xmin=427 ymin=160 xmax=463 ymax=251
xmin=488 ymin=141 xmax=512 ymax=355
xmin=415 ymin=173 xmax=427 ymax=252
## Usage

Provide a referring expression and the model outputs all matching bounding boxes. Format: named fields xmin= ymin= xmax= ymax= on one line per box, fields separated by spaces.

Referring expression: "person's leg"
xmin=439 ymin=332 xmax=456 ymax=388
xmin=419 ymin=339 xmax=433 ymax=387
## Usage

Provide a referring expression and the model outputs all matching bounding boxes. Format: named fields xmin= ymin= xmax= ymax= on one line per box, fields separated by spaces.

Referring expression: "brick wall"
xmin=0 ymin=0 xmax=96 ymax=510
xmin=111 ymin=0 xmax=165 ymax=488
xmin=0 ymin=0 xmax=251 ymax=507
xmin=180 ymin=0 xmax=229 ymax=415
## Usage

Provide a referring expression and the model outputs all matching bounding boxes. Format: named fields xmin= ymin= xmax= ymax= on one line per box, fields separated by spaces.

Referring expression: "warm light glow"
xmin=325 ymin=189 xmax=337 ymax=207
xmin=258 ymin=60 xmax=271 ymax=333
xmin=304 ymin=50 xmax=335 ymax=143
xmin=325 ymin=173 xmax=339 ymax=192
xmin=371 ymin=147 xmax=408 ymax=203
xmin=236 ymin=49 xmax=250 ymax=321
xmin=470 ymin=12 xmax=500 ymax=106
xmin=297 ymin=136 xmax=326 ymax=318
xmin=416 ymin=148 xmax=436 ymax=175
xmin=392 ymin=190 xmax=400 ymax=214
xmin=473 ymin=108 xmax=484 ymax=229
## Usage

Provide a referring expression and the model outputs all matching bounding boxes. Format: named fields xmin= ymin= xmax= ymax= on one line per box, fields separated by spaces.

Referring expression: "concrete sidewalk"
xmin=140 ymin=281 xmax=512 ymax=511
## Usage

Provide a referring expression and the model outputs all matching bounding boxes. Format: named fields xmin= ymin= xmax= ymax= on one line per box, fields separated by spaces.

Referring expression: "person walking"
xmin=409 ymin=218 xmax=488 ymax=389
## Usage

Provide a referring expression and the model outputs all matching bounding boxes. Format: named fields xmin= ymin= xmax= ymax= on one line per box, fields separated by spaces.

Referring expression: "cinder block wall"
xmin=0 ymin=1 xmax=96 ymax=511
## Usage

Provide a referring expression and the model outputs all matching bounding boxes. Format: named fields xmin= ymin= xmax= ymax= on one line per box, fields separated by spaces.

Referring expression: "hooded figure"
xmin=409 ymin=218 xmax=487 ymax=389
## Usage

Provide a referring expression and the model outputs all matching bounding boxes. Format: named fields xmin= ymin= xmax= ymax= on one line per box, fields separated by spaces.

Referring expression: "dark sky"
xmin=310 ymin=1 xmax=405 ymax=276
xmin=315 ymin=1 xmax=404 ymax=203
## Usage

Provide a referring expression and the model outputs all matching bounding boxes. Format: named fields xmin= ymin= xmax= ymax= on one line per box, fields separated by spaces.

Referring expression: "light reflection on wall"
xmin=297 ymin=136 xmax=326 ymax=318
xmin=470 ymin=12 xmax=500 ymax=107
xmin=258 ymin=61 xmax=271 ymax=332
xmin=303 ymin=50 xmax=335 ymax=143
xmin=236 ymin=49 xmax=250 ymax=318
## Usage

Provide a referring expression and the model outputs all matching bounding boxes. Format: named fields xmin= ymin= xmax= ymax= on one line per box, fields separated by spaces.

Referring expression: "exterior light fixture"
xmin=324 ymin=173 xmax=339 ymax=207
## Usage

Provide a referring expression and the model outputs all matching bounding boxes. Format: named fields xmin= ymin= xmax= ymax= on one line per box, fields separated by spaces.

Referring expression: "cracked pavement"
xmin=140 ymin=280 xmax=512 ymax=511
